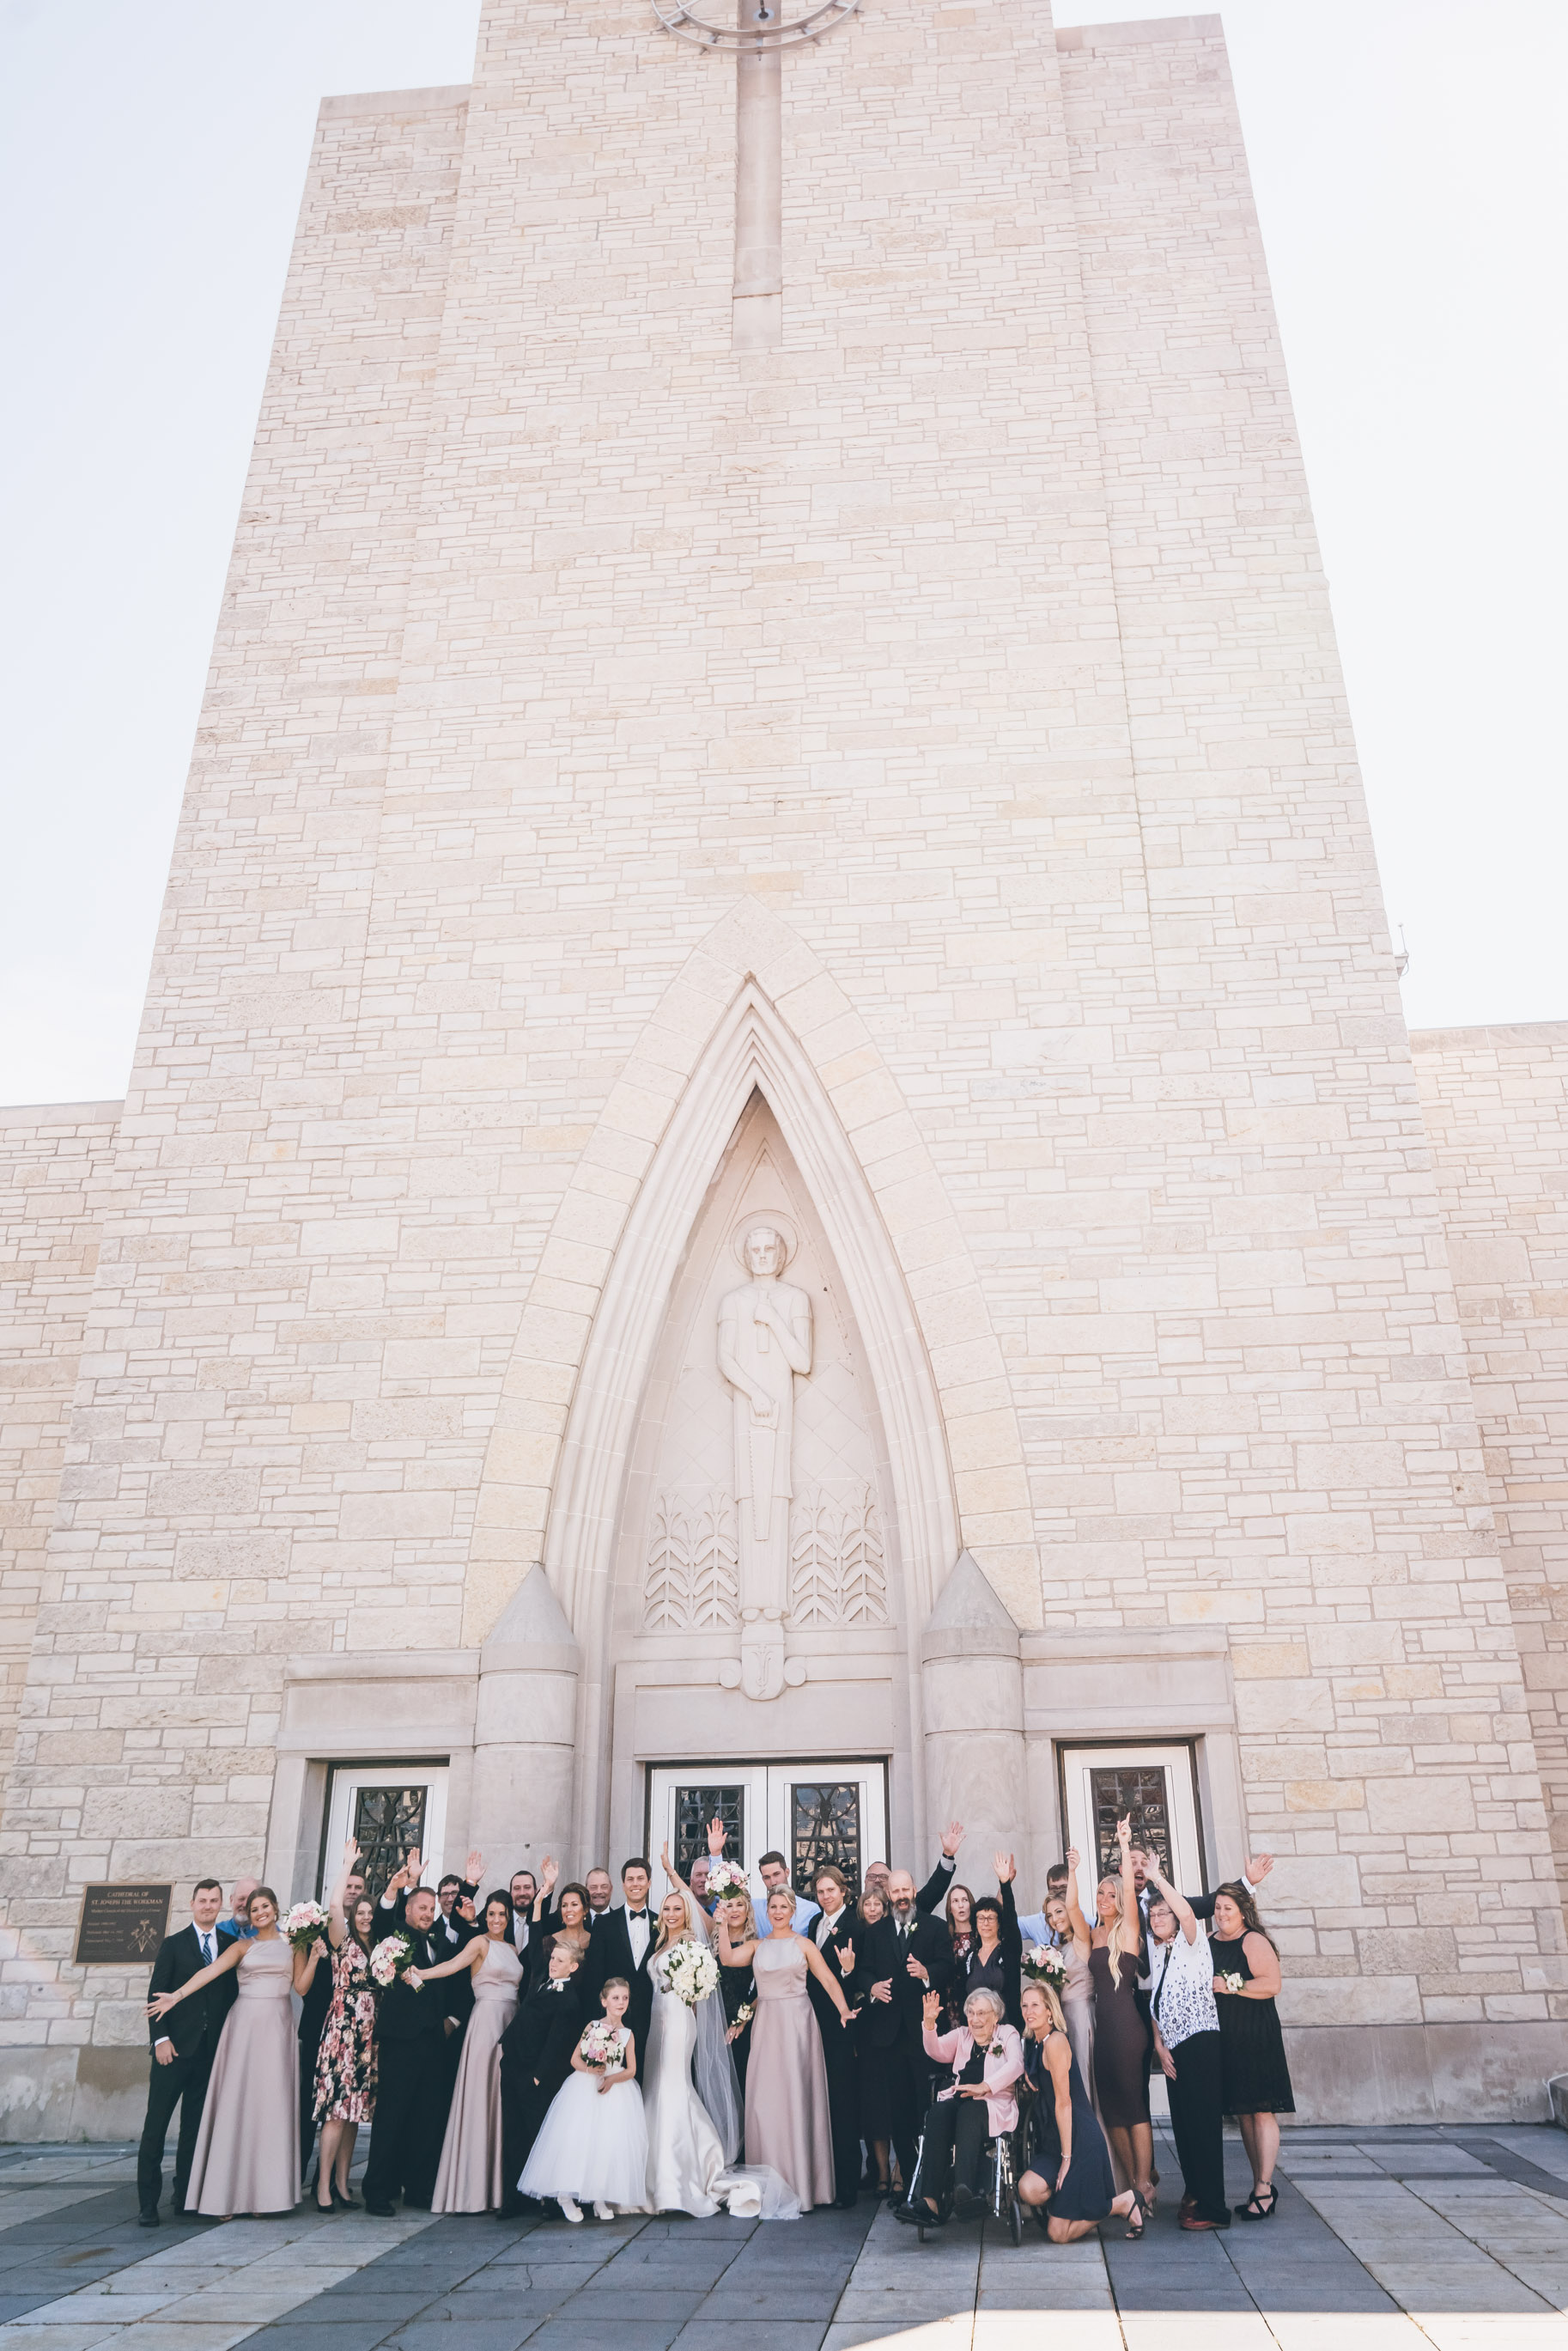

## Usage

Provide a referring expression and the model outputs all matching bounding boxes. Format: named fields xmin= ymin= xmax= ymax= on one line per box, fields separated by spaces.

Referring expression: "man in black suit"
xmin=137 ymin=1878 xmax=238 ymax=2226
xmin=861 ymin=1867 xmax=954 ymax=2199
xmin=585 ymin=1856 xmax=657 ymax=2055
xmin=805 ymin=1865 xmax=863 ymax=2208
xmin=498 ymin=1936 xmax=586 ymax=2215
xmin=362 ymin=1873 xmax=454 ymax=2213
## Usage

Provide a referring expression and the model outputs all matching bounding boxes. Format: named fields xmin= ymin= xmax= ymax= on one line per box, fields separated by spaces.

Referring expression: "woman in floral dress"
xmin=307 ymin=1842 xmax=379 ymax=2209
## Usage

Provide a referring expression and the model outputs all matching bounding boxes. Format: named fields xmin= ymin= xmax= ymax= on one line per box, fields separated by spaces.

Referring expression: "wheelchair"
xmin=903 ymin=2081 xmax=1035 ymax=2247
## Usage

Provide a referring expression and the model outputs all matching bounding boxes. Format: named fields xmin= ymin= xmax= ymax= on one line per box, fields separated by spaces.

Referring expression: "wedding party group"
xmin=135 ymin=1813 xmax=1294 ymax=2244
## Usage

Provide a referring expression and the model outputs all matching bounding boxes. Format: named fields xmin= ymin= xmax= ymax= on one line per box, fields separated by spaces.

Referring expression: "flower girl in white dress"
xmin=519 ymin=1977 xmax=651 ymax=2222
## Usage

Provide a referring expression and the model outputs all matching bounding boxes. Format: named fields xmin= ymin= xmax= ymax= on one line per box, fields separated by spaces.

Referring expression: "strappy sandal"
xmin=1123 ymin=2187 xmax=1151 ymax=2239
xmin=1235 ymin=2184 xmax=1278 ymax=2219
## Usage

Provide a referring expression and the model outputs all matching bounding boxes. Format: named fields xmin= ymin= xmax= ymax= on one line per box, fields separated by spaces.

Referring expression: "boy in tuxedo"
xmin=137 ymin=1879 xmax=238 ymax=2225
xmin=498 ymin=1938 xmax=586 ymax=2215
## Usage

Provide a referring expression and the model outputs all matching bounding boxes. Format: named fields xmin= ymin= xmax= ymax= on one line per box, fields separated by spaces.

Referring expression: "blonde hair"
xmin=721 ymin=1889 xmax=758 ymax=1944
xmin=653 ymin=1891 xmax=694 ymax=1955
xmin=1098 ymin=1878 xmax=1136 ymax=1980
xmin=1020 ymin=1978 xmax=1068 ymax=2037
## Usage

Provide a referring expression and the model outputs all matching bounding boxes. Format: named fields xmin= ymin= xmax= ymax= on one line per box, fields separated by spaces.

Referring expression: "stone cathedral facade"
xmin=3 ymin=1 xmax=1567 ymax=2138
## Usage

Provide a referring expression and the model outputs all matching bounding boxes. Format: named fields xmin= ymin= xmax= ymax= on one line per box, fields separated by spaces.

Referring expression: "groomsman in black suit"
xmin=137 ymin=1879 xmax=238 ymax=2225
xmin=805 ymin=1865 xmax=864 ymax=2208
xmin=362 ymin=1861 xmax=455 ymax=2213
xmin=585 ymin=1856 xmax=658 ymax=2055
xmin=498 ymin=1936 xmax=586 ymax=2214
xmin=862 ymin=1868 xmax=954 ymax=2199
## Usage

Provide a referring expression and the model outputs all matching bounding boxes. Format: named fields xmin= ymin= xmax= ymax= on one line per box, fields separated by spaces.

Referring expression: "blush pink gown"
xmin=743 ymin=1937 xmax=835 ymax=2208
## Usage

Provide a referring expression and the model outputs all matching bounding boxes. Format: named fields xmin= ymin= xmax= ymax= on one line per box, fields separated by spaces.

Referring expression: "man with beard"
xmin=860 ymin=1868 xmax=954 ymax=2201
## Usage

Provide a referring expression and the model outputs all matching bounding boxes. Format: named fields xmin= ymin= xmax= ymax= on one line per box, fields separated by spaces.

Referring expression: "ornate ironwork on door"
xmin=1088 ymin=1763 xmax=1173 ymax=1885
xmin=350 ymin=1783 xmax=428 ymax=1904
xmin=790 ymin=1781 xmax=861 ymax=1897
xmin=674 ymin=1783 xmax=747 ymax=1882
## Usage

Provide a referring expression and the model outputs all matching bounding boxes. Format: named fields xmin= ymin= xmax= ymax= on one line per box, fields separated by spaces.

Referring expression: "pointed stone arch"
xmin=463 ymin=904 xmax=1036 ymax=1657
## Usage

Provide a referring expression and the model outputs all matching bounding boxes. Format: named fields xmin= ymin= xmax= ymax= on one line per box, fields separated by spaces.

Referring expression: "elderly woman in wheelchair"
xmin=895 ymin=1987 xmax=1024 ymax=2229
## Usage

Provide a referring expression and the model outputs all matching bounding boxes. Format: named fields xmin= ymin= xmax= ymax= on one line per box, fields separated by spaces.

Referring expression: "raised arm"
xmin=915 ymin=1823 xmax=963 ymax=1915
xmin=659 ymin=1840 xmax=692 ymax=1900
xmin=531 ymin=1856 xmax=559 ymax=1923
xmin=1115 ymin=1818 xmax=1140 ymax=1963
xmin=326 ymin=1836 xmax=361 ymax=1949
xmin=801 ymin=1931 xmax=853 ymax=2024
xmin=1141 ymin=1853 xmax=1198 ymax=1944
xmin=1063 ymin=1846 xmax=1092 ymax=1946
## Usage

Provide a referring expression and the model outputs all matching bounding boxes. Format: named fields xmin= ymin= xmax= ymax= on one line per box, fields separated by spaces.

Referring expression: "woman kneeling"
xmin=1018 ymin=1980 xmax=1146 ymax=2241
xmin=896 ymin=1989 xmax=1022 ymax=2226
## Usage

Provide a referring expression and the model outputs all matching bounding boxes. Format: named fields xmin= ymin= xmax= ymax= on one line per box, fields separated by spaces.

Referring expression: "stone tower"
xmin=2 ymin=2 xmax=1564 ymax=2135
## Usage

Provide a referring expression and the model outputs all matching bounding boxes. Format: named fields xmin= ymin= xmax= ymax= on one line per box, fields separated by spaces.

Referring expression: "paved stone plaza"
xmin=3 ymin=2125 xmax=1568 ymax=2351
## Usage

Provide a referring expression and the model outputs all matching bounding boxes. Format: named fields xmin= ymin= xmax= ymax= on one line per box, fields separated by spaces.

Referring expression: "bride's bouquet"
xmin=704 ymin=1858 xmax=749 ymax=1905
xmin=369 ymin=1933 xmax=422 ymax=1991
xmin=1021 ymin=1941 xmax=1065 ymax=1989
xmin=663 ymin=1941 xmax=720 ymax=2007
xmin=577 ymin=2020 xmax=623 ymax=2072
xmin=281 ymin=1900 xmax=329 ymax=1952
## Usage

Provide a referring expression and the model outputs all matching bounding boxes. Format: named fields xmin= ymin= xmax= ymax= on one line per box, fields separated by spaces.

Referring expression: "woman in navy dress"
xmin=1017 ymin=1980 xmax=1146 ymax=2241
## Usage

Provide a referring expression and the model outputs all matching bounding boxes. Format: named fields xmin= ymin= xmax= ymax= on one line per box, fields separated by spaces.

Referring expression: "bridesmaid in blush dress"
xmin=149 ymin=1886 xmax=306 ymax=2217
xmin=413 ymin=1892 xmax=525 ymax=2212
xmin=718 ymin=1883 xmax=852 ymax=2209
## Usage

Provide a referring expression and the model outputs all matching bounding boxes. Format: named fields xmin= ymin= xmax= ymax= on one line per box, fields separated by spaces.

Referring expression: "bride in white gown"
xmin=645 ymin=1855 xmax=800 ymax=2220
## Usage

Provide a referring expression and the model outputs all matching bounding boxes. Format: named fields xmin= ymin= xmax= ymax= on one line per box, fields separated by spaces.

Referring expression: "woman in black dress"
xmin=1211 ymin=1882 xmax=1294 ymax=2219
xmin=853 ymin=1884 xmax=893 ymax=2199
xmin=1066 ymin=1816 xmax=1152 ymax=2209
xmin=938 ymin=1882 xmax=975 ymax=2026
xmin=715 ymin=1886 xmax=758 ymax=2092
xmin=1018 ymin=1981 xmax=1145 ymax=2240
xmin=955 ymin=1857 xmax=1024 ymax=2031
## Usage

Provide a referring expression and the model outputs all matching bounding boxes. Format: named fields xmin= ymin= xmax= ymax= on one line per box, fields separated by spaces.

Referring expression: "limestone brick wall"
xmin=0 ymin=88 xmax=468 ymax=2124
xmin=1055 ymin=18 xmax=1563 ymax=2085
xmin=1413 ymin=1025 xmax=1568 ymax=1906
xmin=0 ymin=1105 xmax=118 ymax=1791
xmin=0 ymin=0 xmax=1561 ymax=2131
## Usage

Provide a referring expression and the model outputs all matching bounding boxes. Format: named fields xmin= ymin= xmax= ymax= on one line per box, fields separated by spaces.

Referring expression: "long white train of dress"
xmin=642 ymin=1938 xmax=800 ymax=2220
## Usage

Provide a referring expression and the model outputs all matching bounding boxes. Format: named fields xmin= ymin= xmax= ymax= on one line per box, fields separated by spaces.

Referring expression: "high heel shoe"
xmin=1235 ymin=2184 xmax=1278 ymax=2219
xmin=331 ymin=2182 xmax=358 ymax=2211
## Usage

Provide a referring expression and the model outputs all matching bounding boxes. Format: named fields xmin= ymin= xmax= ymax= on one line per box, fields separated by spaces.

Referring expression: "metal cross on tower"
xmin=653 ymin=0 xmax=862 ymax=349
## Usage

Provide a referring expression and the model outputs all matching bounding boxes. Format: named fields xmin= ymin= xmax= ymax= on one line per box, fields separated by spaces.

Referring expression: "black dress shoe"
xmin=951 ymin=2185 xmax=982 ymax=2222
xmin=137 ymin=2210 xmax=160 ymax=2228
xmin=894 ymin=2200 xmax=943 ymax=2228
xmin=362 ymin=2201 xmax=395 ymax=2217
xmin=832 ymin=2194 xmax=858 ymax=2210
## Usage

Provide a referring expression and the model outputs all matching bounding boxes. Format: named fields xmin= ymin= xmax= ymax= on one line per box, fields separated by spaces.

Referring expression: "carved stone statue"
xmin=716 ymin=1221 xmax=812 ymax=1697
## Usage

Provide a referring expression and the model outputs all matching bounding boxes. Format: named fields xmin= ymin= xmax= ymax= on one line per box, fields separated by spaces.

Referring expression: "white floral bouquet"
xmin=705 ymin=1858 xmax=750 ymax=1905
xmin=369 ymin=1933 xmax=422 ymax=1991
xmin=281 ymin=1900 xmax=329 ymax=1952
xmin=663 ymin=1941 xmax=720 ymax=2007
xmin=577 ymin=2020 xmax=623 ymax=2072
xmin=1021 ymin=1942 xmax=1065 ymax=1988
xmin=1216 ymin=1970 xmax=1245 ymax=1995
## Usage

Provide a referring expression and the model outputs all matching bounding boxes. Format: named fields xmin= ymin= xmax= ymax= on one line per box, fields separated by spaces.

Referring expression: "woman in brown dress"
xmin=306 ymin=1853 xmax=380 ymax=2211
xmin=1066 ymin=1817 xmax=1152 ymax=2210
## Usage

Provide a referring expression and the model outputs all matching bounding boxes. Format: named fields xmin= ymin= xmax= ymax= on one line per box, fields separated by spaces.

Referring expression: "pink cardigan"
xmin=921 ymin=2021 xmax=1025 ymax=2134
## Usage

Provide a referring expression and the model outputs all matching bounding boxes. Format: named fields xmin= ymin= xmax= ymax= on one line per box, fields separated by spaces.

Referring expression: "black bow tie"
xmin=629 ymin=1909 xmax=647 ymax=1921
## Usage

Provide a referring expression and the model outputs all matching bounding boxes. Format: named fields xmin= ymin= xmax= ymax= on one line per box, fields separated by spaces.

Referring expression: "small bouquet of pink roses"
xmin=1021 ymin=1942 xmax=1066 ymax=1989
xmin=577 ymin=2020 xmax=623 ymax=2072
xmin=369 ymin=1934 xmax=422 ymax=1991
xmin=281 ymin=1900 xmax=329 ymax=1953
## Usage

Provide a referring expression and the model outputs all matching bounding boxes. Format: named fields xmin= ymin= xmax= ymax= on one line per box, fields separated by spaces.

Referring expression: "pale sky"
xmin=1 ymin=1 xmax=1563 ymax=1105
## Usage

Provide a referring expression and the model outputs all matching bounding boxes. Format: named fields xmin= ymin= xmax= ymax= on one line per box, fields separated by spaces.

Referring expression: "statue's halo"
xmin=730 ymin=1213 xmax=799 ymax=1270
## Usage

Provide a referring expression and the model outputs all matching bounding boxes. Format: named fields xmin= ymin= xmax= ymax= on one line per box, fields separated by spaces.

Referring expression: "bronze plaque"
xmin=74 ymin=1883 xmax=171 ymax=1965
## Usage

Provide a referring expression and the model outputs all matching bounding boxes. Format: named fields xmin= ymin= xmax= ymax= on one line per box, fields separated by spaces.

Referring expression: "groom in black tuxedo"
xmin=861 ymin=1867 xmax=954 ymax=2198
xmin=137 ymin=1878 xmax=238 ymax=2224
xmin=585 ymin=1856 xmax=658 ymax=2056
xmin=498 ymin=1937 xmax=586 ymax=2215
xmin=362 ymin=1871 xmax=454 ymax=2213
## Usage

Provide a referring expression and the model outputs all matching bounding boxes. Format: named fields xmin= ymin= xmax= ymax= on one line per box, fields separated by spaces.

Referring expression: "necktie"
xmin=200 ymin=1933 xmax=212 ymax=1966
